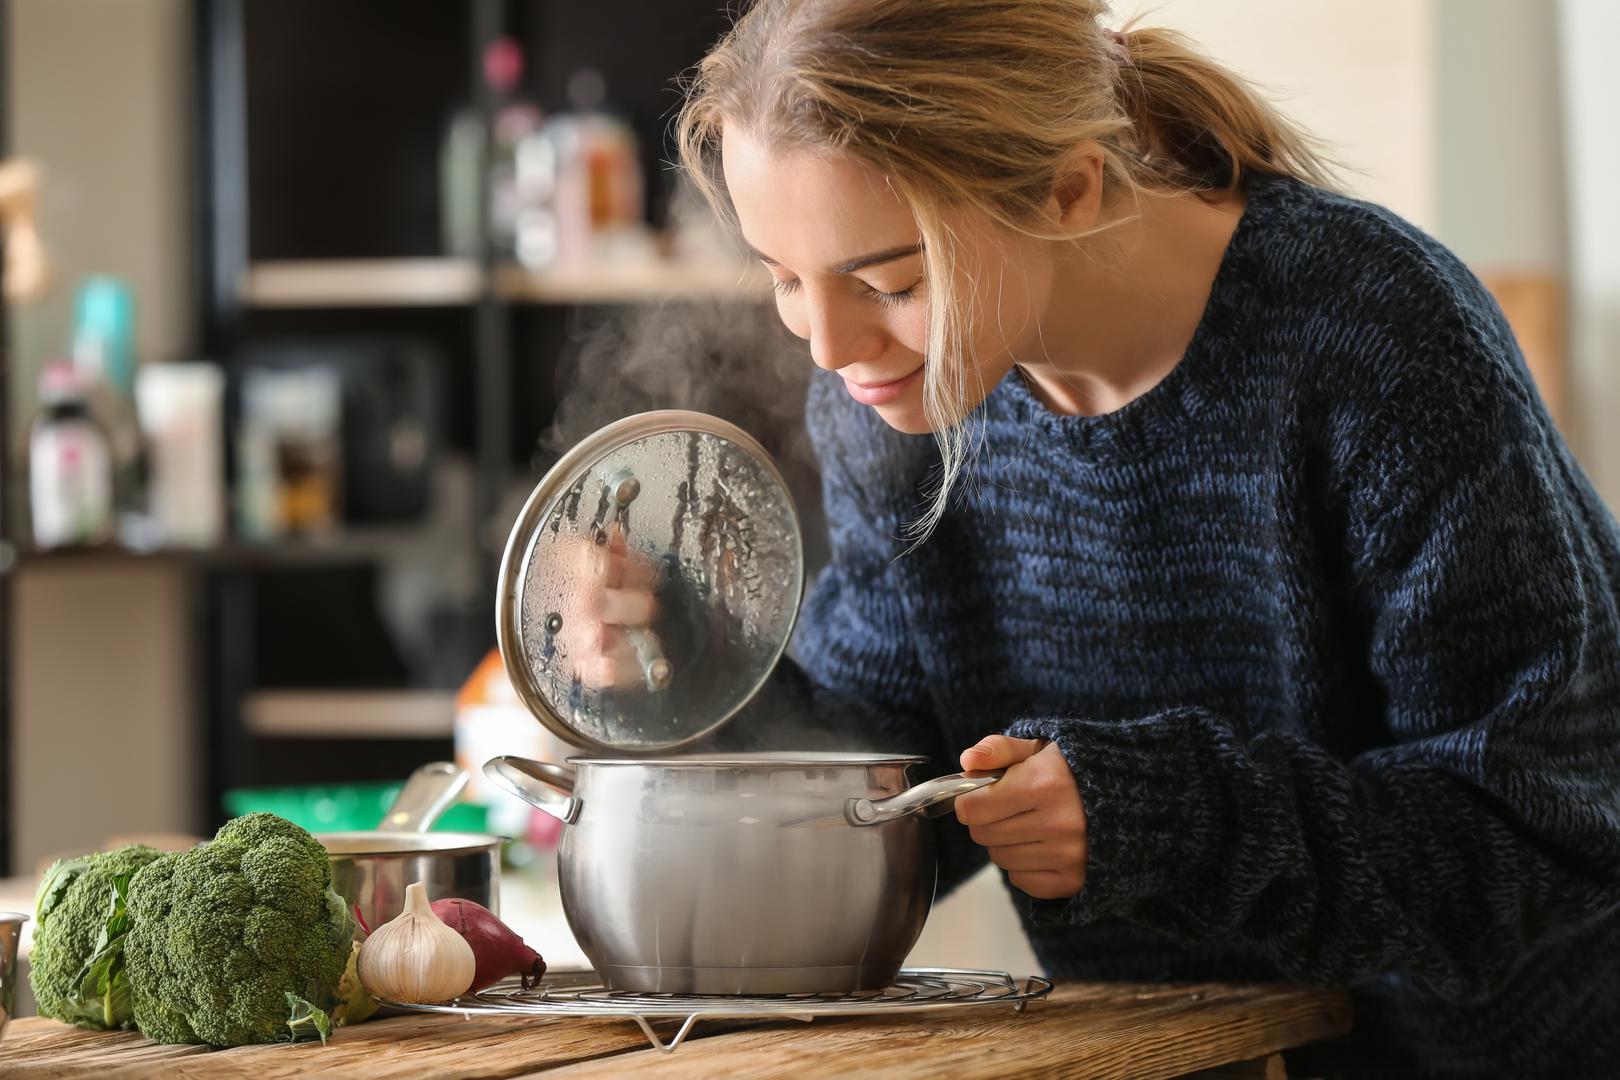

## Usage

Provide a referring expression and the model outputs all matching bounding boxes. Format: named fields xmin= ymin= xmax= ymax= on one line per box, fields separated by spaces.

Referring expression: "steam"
xmin=541 ymin=299 xmax=828 ymax=571
xmin=539 ymin=299 xmax=848 ymax=750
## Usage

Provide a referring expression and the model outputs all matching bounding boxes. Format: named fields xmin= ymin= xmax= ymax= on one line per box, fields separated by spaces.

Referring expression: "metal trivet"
xmin=383 ymin=966 xmax=1054 ymax=1052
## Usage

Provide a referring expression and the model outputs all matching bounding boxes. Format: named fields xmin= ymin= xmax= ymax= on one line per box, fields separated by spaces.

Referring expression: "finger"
xmin=600 ymin=587 xmax=657 ymax=627
xmin=596 ymin=531 xmax=625 ymax=589
xmin=621 ymin=552 xmax=658 ymax=590
xmin=580 ymin=654 xmax=622 ymax=690
xmin=960 ymin=735 xmax=1044 ymax=772
xmin=580 ymin=633 xmax=644 ymax=691
xmin=954 ymin=775 xmax=1039 ymax=827
xmin=1008 ymin=869 xmax=1084 ymax=901
xmin=559 ymin=600 xmax=614 ymax=653
xmin=967 ymin=811 xmax=1048 ymax=848
xmin=985 ymin=842 xmax=1051 ymax=872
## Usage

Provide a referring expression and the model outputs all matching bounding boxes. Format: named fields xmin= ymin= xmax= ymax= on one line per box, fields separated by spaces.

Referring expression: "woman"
xmin=603 ymin=1 xmax=1620 ymax=1075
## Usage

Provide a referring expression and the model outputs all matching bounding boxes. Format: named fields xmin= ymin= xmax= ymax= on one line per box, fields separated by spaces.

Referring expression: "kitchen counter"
xmin=1 ymin=980 xmax=1351 ymax=1078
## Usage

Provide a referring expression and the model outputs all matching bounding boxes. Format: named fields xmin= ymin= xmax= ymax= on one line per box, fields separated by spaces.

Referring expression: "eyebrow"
xmin=748 ymin=243 xmax=924 ymax=275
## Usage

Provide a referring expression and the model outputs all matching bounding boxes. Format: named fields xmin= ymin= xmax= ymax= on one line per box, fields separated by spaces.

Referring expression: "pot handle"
xmin=483 ymin=756 xmax=582 ymax=825
xmin=379 ymin=762 xmax=470 ymax=833
xmin=845 ymin=770 xmax=1004 ymax=827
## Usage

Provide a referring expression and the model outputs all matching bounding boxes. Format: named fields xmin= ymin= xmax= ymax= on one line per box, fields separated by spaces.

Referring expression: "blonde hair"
xmin=676 ymin=0 xmax=1335 ymax=540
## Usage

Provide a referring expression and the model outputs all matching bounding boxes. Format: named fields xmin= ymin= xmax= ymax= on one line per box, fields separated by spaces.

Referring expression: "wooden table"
xmin=1 ymin=981 xmax=1351 ymax=1079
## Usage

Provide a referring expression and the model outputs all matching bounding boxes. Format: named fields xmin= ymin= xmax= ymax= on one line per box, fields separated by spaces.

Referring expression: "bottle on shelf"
xmin=28 ymin=360 xmax=115 ymax=550
xmin=134 ymin=362 xmax=225 ymax=548
xmin=236 ymin=366 xmax=343 ymax=541
xmin=69 ymin=276 xmax=146 ymax=537
xmin=531 ymin=68 xmax=648 ymax=269
xmin=441 ymin=36 xmax=549 ymax=265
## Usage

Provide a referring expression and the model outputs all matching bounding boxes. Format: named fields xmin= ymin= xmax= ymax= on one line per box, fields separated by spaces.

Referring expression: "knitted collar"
xmin=983 ymin=174 xmax=1290 ymax=463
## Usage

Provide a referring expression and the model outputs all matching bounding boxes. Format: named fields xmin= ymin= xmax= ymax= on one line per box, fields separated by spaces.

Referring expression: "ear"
xmin=1048 ymin=144 xmax=1106 ymax=233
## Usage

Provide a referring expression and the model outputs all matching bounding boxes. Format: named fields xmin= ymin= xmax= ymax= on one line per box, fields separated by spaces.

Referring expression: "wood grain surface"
xmin=1 ymin=981 xmax=1351 ymax=1079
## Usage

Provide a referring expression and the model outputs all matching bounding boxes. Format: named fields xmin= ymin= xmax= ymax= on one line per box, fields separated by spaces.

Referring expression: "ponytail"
xmin=1113 ymin=25 xmax=1337 ymax=192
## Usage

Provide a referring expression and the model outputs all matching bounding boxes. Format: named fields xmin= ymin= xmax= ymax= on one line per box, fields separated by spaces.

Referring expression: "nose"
xmin=803 ymin=291 xmax=885 ymax=373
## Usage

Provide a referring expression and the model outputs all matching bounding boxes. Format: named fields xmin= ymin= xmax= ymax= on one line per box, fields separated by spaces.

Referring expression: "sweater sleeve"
xmin=1008 ymin=313 xmax=1620 ymax=1001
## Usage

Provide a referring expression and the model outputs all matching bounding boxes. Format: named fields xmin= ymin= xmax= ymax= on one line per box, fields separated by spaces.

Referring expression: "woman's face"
xmin=722 ymin=129 xmax=1054 ymax=433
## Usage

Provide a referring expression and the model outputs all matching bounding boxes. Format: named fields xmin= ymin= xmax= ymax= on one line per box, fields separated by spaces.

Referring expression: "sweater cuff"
xmin=1005 ymin=709 xmax=1226 ymax=927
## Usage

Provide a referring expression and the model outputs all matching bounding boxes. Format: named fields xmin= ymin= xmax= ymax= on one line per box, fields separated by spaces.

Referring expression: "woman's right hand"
xmin=559 ymin=528 xmax=662 ymax=690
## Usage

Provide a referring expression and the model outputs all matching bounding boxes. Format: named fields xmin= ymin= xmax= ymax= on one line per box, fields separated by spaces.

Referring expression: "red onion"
xmin=430 ymin=897 xmax=547 ymax=991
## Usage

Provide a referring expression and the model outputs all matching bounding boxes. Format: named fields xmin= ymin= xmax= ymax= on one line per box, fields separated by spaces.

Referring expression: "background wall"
xmin=7 ymin=0 xmax=196 ymax=871
xmin=1434 ymin=0 xmax=1567 ymax=273
xmin=1559 ymin=0 xmax=1620 ymax=506
xmin=1114 ymin=0 xmax=1436 ymax=228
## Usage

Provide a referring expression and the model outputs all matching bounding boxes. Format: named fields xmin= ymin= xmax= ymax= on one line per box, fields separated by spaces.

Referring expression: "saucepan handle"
xmin=845 ymin=770 xmax=1003 ymax=827
xmin=484 ymin=756 xmax=583 ymax=825
xmin=379 ymin=761 xmax=470 ymax=833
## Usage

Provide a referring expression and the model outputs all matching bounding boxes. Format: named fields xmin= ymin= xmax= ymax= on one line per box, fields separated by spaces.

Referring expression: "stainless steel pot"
xmin=318 ymin=763 xmax=501 ymax=937
xmin=486 ymin=753 xmax=997 ymax=994
xmin=488 ymin=413 xmax=1005 ymax=994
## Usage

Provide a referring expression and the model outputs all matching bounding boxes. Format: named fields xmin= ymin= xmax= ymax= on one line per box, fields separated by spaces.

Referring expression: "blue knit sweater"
xmin=776 ymin=176 xmax=1620 ymax=1078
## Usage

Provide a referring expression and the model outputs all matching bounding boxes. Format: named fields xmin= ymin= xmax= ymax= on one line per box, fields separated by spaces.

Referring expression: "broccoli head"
xmin=124 ymin=813 xmax=353 ymax=1046
xmin=29 ymin=844 xmax=164 ymax=1029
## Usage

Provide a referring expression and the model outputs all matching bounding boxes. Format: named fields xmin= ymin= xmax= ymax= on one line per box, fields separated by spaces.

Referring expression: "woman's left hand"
xmin=954 ymin=736 xmax=1088 ymax=900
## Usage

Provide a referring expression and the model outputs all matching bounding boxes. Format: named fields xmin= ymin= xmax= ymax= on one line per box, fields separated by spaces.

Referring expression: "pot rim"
xmin=316 ymin=830 xmax=503 ymax=856
xmin=565 ymin=751 xmax=928 ymax=769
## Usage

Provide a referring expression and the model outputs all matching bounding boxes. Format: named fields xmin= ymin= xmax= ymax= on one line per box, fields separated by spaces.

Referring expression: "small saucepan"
xmin=317 ymin=762 xmax=502 ymax=937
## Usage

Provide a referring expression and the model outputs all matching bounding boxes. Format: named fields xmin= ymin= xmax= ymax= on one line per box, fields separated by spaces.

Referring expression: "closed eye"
xmin=860 ymin=279 xmax=922 ymax=310
xmin=769 ymin=275 xmax=922 ymax=309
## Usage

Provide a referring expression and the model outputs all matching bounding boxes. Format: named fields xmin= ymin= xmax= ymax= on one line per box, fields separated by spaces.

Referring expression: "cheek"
xmin=972 ymin=269 xmax=1047 ymax=362
xmin=889 ymin=305 xmax=929 ymax=356
xmin=775 ymin=296 xmax=811 ymax=340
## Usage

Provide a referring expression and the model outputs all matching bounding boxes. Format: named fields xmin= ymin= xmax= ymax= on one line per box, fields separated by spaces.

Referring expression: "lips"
xmin=842 ymin=366 xmax=924 ymax=407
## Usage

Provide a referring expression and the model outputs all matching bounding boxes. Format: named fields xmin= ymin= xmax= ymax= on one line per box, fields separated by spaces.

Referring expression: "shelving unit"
xmin=181 ymin=0 xmax=768 ymax=821
xmin=1 ymin=0 xmax=785 ymax=867
xmin=239 ymin=257 xmax=770 ymax=308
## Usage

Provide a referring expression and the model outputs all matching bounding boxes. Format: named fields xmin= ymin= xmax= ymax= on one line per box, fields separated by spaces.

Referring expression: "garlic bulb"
xmin=357 ymin=882 xmax=477 ymax=1004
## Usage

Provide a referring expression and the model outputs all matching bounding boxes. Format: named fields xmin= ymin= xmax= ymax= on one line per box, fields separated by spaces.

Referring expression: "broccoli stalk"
xmin=123 ymin=813 xmax=354 ymax=1047
xmin=330 ymin=941 xmax=379 ymax=1027
xmin=29 ymin=845 xmax=164 ymax=1030
xmin=283 ymin=993 xmax=333 ymax=1044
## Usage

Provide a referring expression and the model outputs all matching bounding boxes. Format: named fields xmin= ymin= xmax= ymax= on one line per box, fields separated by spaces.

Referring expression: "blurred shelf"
xmin=240 ymin=258 xmax=481 ymax=306
xmin=238 ymin=257 xmax=771 ymax=308
xmin=492 ymin=258 xmax=769 ymax=304
xmin=243 ymin=689 xmax=456 ymax=739
xmin=10 ymin=529 xmax=436 ymax=572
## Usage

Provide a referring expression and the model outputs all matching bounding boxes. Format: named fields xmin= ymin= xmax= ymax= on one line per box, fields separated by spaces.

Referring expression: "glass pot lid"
xmin=496 ymin=411 xmax=805 ymax=755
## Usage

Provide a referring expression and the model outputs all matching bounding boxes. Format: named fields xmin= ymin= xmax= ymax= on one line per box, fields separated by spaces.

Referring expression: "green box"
xmin=223 ymin=782 xmax=489 ymax=834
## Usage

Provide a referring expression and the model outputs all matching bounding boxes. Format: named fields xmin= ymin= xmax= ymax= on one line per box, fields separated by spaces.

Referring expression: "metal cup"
xmin=0 ymin=911 xmax=27 ymax=1039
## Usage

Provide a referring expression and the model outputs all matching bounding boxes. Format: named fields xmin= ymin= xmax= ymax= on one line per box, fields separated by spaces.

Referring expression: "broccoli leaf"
xmin=30 ymin=845 xmax=163 ymax=1031
xmin=283 ymin=994 xmax=332 ymax=1045
xmin=58 ymin=870 xmax=138 ymax=1028
xmin=33 ymin=857 xmax=91 ymax=927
